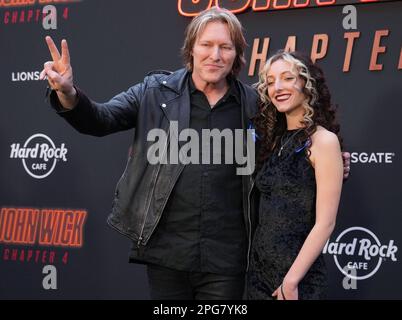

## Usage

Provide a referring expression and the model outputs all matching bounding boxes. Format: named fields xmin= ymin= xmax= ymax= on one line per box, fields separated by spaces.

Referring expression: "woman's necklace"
xmin=278 ymin=129 xmax=302 ymax=157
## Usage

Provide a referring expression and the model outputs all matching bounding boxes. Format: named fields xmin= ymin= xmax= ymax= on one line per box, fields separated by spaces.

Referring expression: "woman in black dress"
xmin=247 ymin=51 xmax=343 ymax=300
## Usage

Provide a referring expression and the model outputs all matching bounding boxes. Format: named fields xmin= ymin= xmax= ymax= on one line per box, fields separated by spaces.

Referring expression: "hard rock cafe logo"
xmin=10 ymin=133 xmax=68 ymax=179
xmin=323 ymin=226 xmax=398 ymax=281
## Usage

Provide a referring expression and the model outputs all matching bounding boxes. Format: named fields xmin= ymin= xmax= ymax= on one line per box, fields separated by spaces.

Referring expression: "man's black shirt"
xmin=131 ymin=76 xmax=247 ymax=275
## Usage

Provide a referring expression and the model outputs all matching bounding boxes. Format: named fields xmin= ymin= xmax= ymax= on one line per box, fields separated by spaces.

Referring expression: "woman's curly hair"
xmin=254 ymin=50 xmax=343 ymax=169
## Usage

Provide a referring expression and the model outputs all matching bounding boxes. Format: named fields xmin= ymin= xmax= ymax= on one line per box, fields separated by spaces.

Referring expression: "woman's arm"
xmin=273 ymin=129 xmax=343 ymax=300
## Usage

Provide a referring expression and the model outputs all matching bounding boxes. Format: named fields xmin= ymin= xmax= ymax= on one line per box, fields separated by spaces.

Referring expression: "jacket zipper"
xmin=240 ymin=91 xmax=255 ymax=271
xmin=246 ymin=176 xmax=254 ymax=271
xmin=137 ymin=129 xmax=170 ymax=247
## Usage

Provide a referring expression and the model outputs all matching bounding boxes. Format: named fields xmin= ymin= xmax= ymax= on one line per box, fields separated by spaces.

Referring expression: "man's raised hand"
xmin=40 ymin=36 xmax=77 ymax=109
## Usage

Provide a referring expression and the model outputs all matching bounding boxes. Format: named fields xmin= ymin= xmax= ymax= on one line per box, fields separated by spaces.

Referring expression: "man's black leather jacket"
xmin=50 ymin=68 xmax=259 ymax=265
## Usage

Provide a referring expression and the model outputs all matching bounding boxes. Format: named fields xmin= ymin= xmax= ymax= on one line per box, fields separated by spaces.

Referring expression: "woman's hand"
xmin=272 ymin=283 xmax=298 ymax=300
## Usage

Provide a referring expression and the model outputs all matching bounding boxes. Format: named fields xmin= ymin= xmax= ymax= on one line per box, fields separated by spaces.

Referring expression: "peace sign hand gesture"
xmin=40 ymin=36 xmax=77 ymax=110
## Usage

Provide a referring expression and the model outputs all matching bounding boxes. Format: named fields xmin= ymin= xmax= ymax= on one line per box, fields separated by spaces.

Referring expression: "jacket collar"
xmin=162 ymin=68 xmax=190 ymax=95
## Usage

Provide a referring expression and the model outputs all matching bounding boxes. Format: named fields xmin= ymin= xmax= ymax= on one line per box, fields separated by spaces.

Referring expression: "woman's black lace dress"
xmin=247 ymin=130 xmax=327 ymax=300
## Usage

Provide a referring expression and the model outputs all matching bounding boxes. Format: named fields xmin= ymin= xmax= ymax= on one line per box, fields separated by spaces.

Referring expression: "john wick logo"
xmin=10 ymin=134 xmax=68 ymax=179
xmin=323 ymin=226 xmax=398 ymax=281
xmin=0 ymin=0 xmax=78 ymax=6
xmin=1 ymin=0 xmax=82 ymax=26
xmin=177 ymin=0 xmax=394 ymax=16
xmin=0 ymin=207 xmax=87 ymax=247
xmin=0 ymin=207 xmax=87 ymax=266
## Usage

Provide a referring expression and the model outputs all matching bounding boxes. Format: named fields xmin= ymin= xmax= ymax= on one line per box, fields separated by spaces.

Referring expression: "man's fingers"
xmin=342 ymin=152 xmax=351 ymax=166
xmin=39 ymin=69 xmax=47 ymax=80
xmin=43 ymin=61 xmax=54 ymax=69
xmin=61 ymin=39 xmax=70 ymax=64
xmin=40 ymin=62 xmax=53 ymax=80
xmin=45 ymin=36 xmax=61 ymax=61
xmin=45 ymin=68 xmax=62 ymax=85
xmin=42 ymin=61 xmax=55 ymax=79
xmin=343 ymin=166 xmax=350 ymax=179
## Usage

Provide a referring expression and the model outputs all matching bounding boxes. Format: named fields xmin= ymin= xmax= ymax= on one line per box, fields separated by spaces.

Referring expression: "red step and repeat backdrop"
xmin=1 ymin=0 xmax=401 ymax=299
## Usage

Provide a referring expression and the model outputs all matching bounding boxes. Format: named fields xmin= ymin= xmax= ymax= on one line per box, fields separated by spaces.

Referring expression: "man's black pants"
xmin=147 ymin=264 xmax=245 ymax=300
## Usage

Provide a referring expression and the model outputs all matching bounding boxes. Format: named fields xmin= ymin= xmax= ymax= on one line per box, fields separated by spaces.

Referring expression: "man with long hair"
xmin=41 ymin=7 xmax=350 ymax=300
